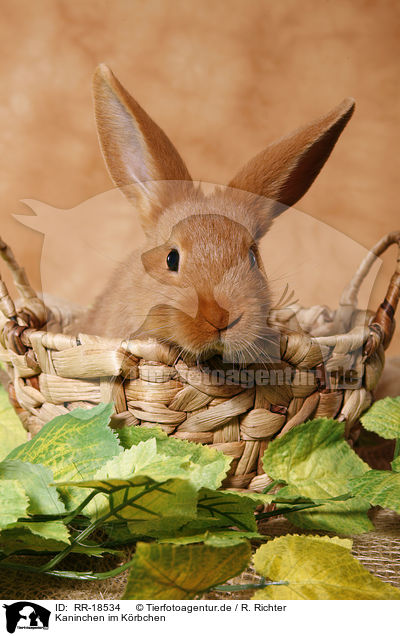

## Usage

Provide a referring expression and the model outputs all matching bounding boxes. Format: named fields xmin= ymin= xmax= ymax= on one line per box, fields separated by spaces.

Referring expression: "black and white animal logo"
xmin=3 ymin=602 xmax=50 ymax=633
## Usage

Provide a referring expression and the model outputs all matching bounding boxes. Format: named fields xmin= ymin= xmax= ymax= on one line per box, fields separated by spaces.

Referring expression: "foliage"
xmin=7 ymin=403 xmax=121 ymax=511
xmin=360 ymin=396 xmax=400 ymax=439
xmin=0 ymin=395 xmax=399 ymax=600
xmin=0 ymin=384 xmax=27 ymax=461
xmin=262 ymin=418 xmax=372 ymax=533
xmin=349 ymin=399 xmax=400 ymax=513
xmin=123 ymin=541 xmax=252 ymax=599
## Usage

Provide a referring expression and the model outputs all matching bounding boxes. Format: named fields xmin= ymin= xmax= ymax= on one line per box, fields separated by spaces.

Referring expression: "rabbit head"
xmin=86 ymin=64 xmax=354 ymax=361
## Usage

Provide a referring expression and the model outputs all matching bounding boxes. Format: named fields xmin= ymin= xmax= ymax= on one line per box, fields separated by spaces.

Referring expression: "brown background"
xmin=1 ymin=0 xmax=399 ymax=352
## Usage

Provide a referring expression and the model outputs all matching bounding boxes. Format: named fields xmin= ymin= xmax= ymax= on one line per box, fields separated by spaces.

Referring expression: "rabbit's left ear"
xmin=93 ymin=64 xmax=192 ymax=233
xmin=228 ymin=98 xmax=355 ymax=236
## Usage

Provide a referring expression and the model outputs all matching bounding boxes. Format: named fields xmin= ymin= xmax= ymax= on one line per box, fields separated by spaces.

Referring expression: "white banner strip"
xmin=1 ymin=599 xmax=399 ymax=636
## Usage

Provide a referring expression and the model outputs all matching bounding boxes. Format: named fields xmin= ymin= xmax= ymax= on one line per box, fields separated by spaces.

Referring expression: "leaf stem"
xmin=394 ymin=438 xmax=400 ymax=461
xmin=62 ymin=490 xmax=100 ymax=525
xmin=0 ymin=556 xmax=136 ymax=580
xmin=37 ymin=480 xmax=166 ymax=572
xmin=256 ymin=502 xmax=320 ymax=520
xmin=213 ymin=580 xmax=288 ymax=592
xmin=262 ymin=480 xmax=285 ymax=494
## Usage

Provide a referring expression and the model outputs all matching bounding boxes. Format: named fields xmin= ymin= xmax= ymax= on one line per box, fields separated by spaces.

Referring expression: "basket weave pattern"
xmin=0 ymin=233 xmax=399 ymax=491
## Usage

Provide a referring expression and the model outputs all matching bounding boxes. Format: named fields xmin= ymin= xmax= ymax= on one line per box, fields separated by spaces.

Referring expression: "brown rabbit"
xmin=77 ymin=64 xmax=354 ymax=362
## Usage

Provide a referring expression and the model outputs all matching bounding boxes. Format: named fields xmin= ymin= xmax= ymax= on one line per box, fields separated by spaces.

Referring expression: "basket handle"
xmin=337 ymin=231 xmax=400 ymax=350
xmin=368 ymin=232 xmax=400 ymax=350
xmin=0 ymin=238 xmax=38 ymax=299
xmin=0 ymin=237 xmax=40 ymax=324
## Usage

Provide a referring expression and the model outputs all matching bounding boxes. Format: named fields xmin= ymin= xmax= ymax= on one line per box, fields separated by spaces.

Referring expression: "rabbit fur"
xmin=74 ymin=64 xmax=355 ymax=362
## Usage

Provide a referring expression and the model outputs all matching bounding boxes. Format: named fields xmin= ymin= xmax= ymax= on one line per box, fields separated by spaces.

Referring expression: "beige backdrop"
xmin=0 ymin=0 xmax=399 ymax=352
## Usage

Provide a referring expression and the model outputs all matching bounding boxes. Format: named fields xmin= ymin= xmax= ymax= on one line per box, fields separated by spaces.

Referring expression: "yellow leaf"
xmin=253 ymin=535 xmax=400 ymax=600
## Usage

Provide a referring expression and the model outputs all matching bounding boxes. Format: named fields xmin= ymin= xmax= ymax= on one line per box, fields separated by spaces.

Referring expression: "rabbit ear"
xmin=93 ymin=64 xmax=192 ymax=232
xmin=228 ymin=98 xmax=355 ymax=236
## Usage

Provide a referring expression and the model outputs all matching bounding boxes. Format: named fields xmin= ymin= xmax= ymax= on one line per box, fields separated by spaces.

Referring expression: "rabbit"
xmin=74 ymin=64 xmax=355 ymax=362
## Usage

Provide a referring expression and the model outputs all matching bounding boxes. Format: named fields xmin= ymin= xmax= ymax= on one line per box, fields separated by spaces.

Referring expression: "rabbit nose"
xmin=197 ymin=294 xmax=230 ymax=331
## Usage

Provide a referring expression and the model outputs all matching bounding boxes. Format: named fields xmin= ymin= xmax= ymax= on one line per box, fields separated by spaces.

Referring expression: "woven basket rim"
xmin=0 ymin=232 xmax=398 ymax=492
xmin=0 ymin=231 xmax=398 ymax=361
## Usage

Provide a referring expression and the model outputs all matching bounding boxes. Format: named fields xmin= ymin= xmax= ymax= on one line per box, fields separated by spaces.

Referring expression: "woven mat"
xmin=0 ymin=509 xmax=399 ymax=600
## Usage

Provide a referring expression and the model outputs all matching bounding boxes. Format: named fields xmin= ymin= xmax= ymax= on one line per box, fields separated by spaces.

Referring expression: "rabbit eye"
xmin=249 ymin=247 xmax=257 ymax=269
xmin=167 ymin=249 xmax=180 ymax=271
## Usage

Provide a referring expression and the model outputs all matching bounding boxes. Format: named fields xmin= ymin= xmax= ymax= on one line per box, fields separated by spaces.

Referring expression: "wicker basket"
xmin=0 ymin=232 xmax=399 ymax=492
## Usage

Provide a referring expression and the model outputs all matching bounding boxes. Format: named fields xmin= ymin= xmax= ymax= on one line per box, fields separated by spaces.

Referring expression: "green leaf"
xmin=0 ymin=384 xmax=28 ymax=461
xmin=0 ymin=480 xmax=28 ymax=528
xmin=233 ymin=490 xmax=274 ymax=506
xmin=0 ymin=461 xmax=71 ymax=545
xmin=0 ymin=526 xmax=118 ymax=556
xmin=0 ymin=460 xmax=65 ymax=515
xmin=102 ymin=487 xmax=262 ymax=541
xmin=360 ymin=396 xmax=400 ymax=439
xmin=7 ymin=403 xmax=121 ymax=510
xmin=253 ymin=535 xmax=400 ymax=599
xmin=262 ymin=418 xmax=372 ymax=533
xmin=159 ymin=529 xmax=264 ymax=546
xmin=184 ymin=488 xmax=260 ymax=533
xmin=7 ymin=520 xmax=70 ymax=543
xmin=349 ymin=470 xmax=400 ymax=513
xmin=95 ymin=435 xmax=230 ymax=491
xmin=59 ymin=437 xmax=200 ymax=531
xmin=60 ymin=438 xmax=239 ymax=538
xmin=118 ymin=426 xmax=231 ymax=490
xmin=123 ymin=540 xmax=251 ymax=599
xmin=0 ymin=464 xmax=68 ymax=546
xmin=118 ymin=425 xmax=167 ymax=448
xmin=154 ymin=438 xmax=231 ymax=491
xmin=392 ymin=455 xmax=400 ymax=472
xmin=122 ymin=479 xmax=199 ymax=537
xmin=86 ymin=438 xmax=194 ymax=487
xmin=59 ymin=471 xmax=198 ymax=538
xmin=276 ymin=484 xmax=372 ymax=533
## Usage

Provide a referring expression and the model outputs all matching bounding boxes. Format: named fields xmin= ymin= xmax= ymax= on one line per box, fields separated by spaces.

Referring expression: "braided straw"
xmin=338 ymin=231 xmax=400 ymax=349
xmin=0 ymin=232 xmax=399 ymax=491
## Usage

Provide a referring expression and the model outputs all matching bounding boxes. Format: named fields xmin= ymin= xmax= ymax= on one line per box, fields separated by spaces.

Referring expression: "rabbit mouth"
xmin=198 ymin=313 xmax=243 ymax=349
xmin=219 ymin=313 xmax=243 ymax=332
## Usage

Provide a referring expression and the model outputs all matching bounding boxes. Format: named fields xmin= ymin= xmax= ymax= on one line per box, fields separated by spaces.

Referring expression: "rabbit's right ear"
xmin=93 ymin=64 xmax=192 ymax=234
xmin=228 ymin=98 xmax=355 ymax=238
